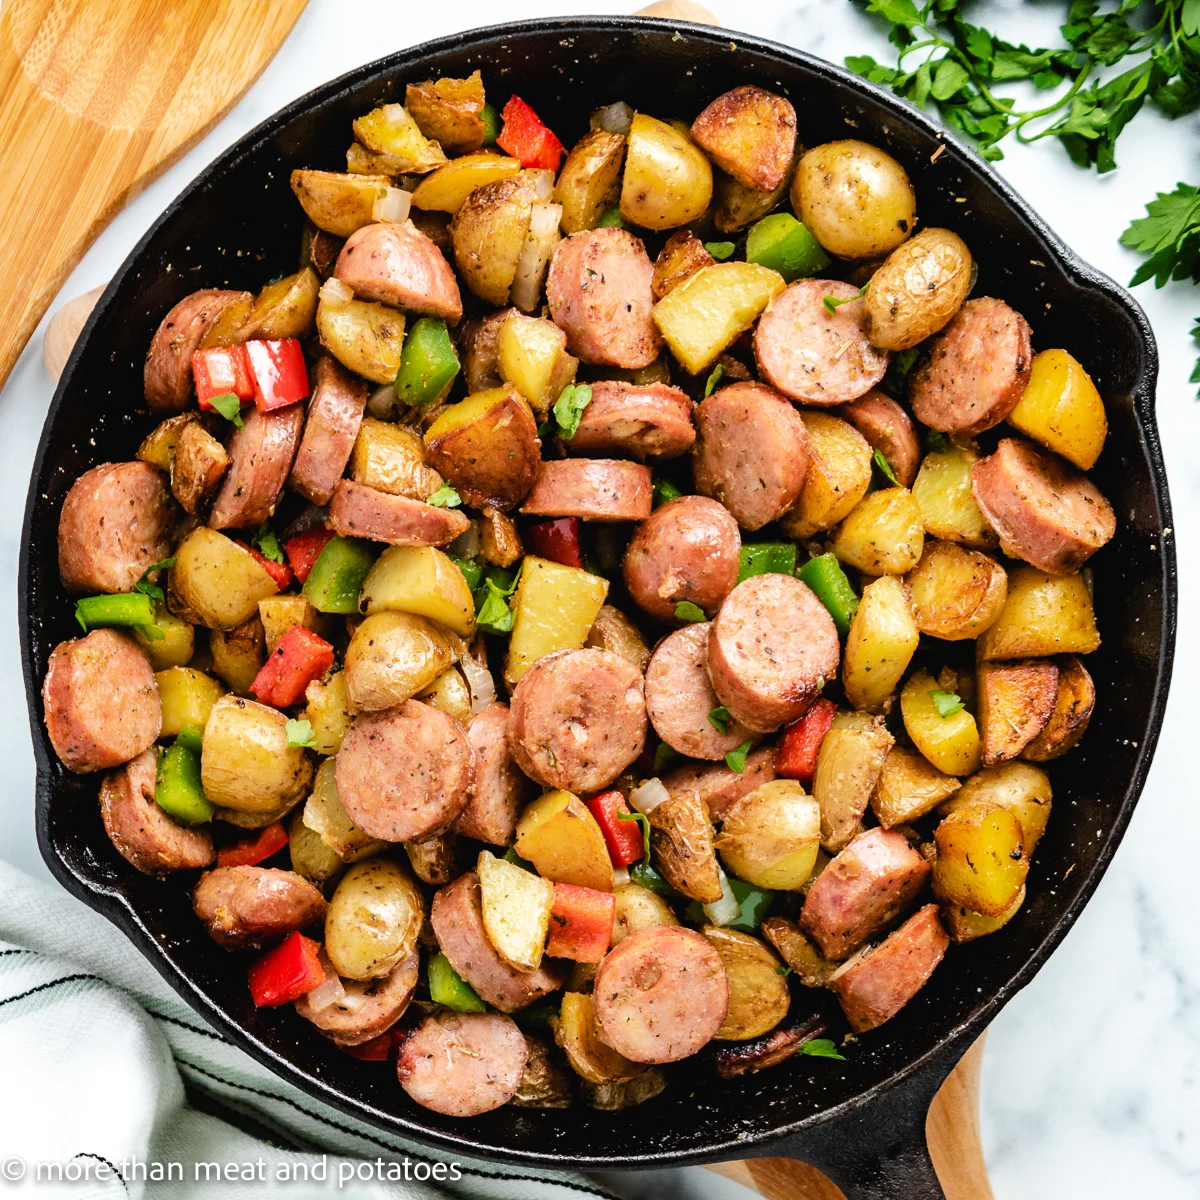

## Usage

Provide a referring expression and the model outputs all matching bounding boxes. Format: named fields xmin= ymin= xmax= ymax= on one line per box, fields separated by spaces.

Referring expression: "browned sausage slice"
xmin=567 ymin=381 xmax=696 ymax=461
xmin=708 ymin=575 xmax=840 ymax=733
xmin=520 ymin=459 xmax=652 ymax=522
xmin=507 ymin=648 xmax=647 ymax=793
xmin=397 ymin=1010 xmax=528 ymax=1116
xmin=289 ymin=356 xmax=368 ymax=505
xmin=296 ymin=950 xmax=418 ymax=1046
xmin=58 ymin=462 xmax=176 ymax=595
xmin=327 ymin=479 xmax=470 ymax=545
xmin=623 ymin=495 xmax=741 ymax=622
xmin=841 ymin=390 xmax=921 ymax=488
xmin=829 ymin=904 xmax=949 ymax=1032
xmin=593 ymin=926 xmax=728 ymax=1063
xmin=800 ymin=828 xmax=931 ymax=960
xmin=335 ymin=701 xmax=474 ymax=842
xmin=334 ymin=220 xmax=463 ymax=320
xmin=909 ymin=298 xmax=1032 ymax=435
xmin=44 ymin=630 xmax=161 ymax=773
xmin=546 ymin=228 xmax=661 ymax=369
xmin=661 ymin=746 xmax=777 ymax=822
xmin=99 ymin=749 xmax=214 ymax=874
xmin=753 ymin=280 xmax=889 ymax=406
xmin=453 ymin=702 xmax=530 ymax=846
xmin=645 ymin=624 xmax=752 ymax=760
xmin=144 ymin=289 xmax=252 ymax=413
xmin=970 ymin=438 xmax=1115 ymax=574
xmin=692 ymin=382 xmax=808 ymax=531
xmin=430 ymin=872 xmax=566 ymax=1012
xmin=208 ymin=406 xmax=304 ymax=530
xmin=192 ymin=866 xmax=327 ymax=949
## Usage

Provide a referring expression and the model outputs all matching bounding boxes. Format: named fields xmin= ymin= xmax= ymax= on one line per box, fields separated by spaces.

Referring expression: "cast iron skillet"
xmin=19 ymin=17 xmax=1175 ymax=1199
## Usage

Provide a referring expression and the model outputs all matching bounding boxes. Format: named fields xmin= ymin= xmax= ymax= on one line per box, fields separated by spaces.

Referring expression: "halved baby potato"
xmin=690 ymin=85 xmax=797 ymax=192
xmin=911 ymin=444 xmax=998 ymax=549
xmin=941 ymin=761 xmax=1052 ymax=855
xmin=842 ymin=574 xmax=919 ymax=714
xmin=405 ymin=70 xmax=487 ymax=156
xmin=702 ymin=925 xmax=791 ymax=1041
xmin=556 ymin=129 xmax=626 ymax=234
xmin=451 ymin=173 xmax=539 ymax=306
xmin=410 ymin=153 xmax=522 ymax=213
xmin=933 ymin=798 xmax=1028 ymax=917
xmin=715 ymin=779 xmax=821 ymax=891
xmin=620 ymin=113 xmax=712 ymax=231
xmin=240 ymin=267 xmax=320 ymax=342
xmin=359 ymin=545 xmax=476 ymax=637
xmin=352 ymin=103 xmax=447 ymax=173
xmin=303 ymin=757 xmax=385 ymax=861
xmin=779 ymin=411 xmax=872 ymax=538
xmin=830 ymin=487 xmax=925 ymax=576
xmin=976 ymin=659 xmax=1059 ymax=766
xmin=1007 ymin=348 xmax=1108 ymax=471
xmin=316 ymin=297 xmax=405 ymax=384
xmin=169 ymin=527 xmax=279 ymax=630
xmin=900 ymin=668 xmax=982 ymax=777
xmin=905 ymin=540 xmax=1008 ymax=641
xmin=290 ymin=171 xmax=391 ymax=237
xmin=342 ymin=611 xmax=458 ymax=712
xmin=976 ymin=567 xmax=1100 ymax=660
xmin=870 ymin=746 xmax=961 ymax=828
xmin=1022 ymin=655 xmax=1095 ymax=761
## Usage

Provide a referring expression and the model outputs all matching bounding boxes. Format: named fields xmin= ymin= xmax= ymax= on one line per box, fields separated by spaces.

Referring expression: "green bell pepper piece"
xmin=513 ymin=996 xmax=559 ymax=1031
xmin=302 ymin=537 xmax=375 ymax=614
xmin=629 ymin=860 xmax=682 ymax=900
xmin=449 ymin=555 xmax=484 ymax=592
xmin=155 ymin=744 xmax=214 ymax=825
xmin=175 ymin=724 xmax=204 ymax=756
xmin=428 ymin=952 xmax=486 ymax=1013
xmin=684 ymin=876 xmax=775 ymax=933
xmin=597 ymin=205 xmax=624 ymax=228
xmin=652 ymin=477 xmax=683 ymax=508
xmin=737 ymin=542 xmax=798 ymax=584
xmin=745 ymin=213 xmax=830 ymax=282
xmin=394 ymin=317 xmax=460 ymax=408
xmin=481 ymin=102 xmax=500 ymax=145
xmin=798 ymin=551 xmax=859 ymax=636
xmin=75 ymin=592 xmax=158 ymax=633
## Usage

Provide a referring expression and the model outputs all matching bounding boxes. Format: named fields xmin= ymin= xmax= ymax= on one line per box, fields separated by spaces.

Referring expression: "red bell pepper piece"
xmin=250 ymin=626 xmax=336 ymax=708
xmin=192 ymin=344 xmax=255 ymax=407
xmin=217 ymin=821 xmax=290 ymax=868
xmin=236 ymin=541 xmax=294 ymax=590
xmin=546 ymin=883 xmax=616 ymax=963
xmin=283 ymin=528 xmax=335 ymax=584
xmin=245 ymin=338 xmax=310 ymax=411
xmin=586 ymin=789 xmax=644 ymax=867
xmin=497 ymin=96 xmax=565 ymax=171
xmin=776 ymin=698 xmax=838 ymax=784
xmin=247 ymin=932 xmax=325 ymax=1007
xmin=524 ymin=517 xmax=583 ymax=569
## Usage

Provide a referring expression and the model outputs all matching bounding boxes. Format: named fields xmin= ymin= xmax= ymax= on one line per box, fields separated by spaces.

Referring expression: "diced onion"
xmin=448 ymin=521 xmax=481 ymax=559
xmin=612 ymin=866 xmax=631 ymax=887
xmin=372 ymin=186 xmax=412 ymax=224
xmin=461 ymin=653 xmax=497 ymax=716
xmin=829 ymin=945 xmax=871 ymax=983
xmin=590 ymin=100 xmax=634 ymax=136
xmin=628 ymin=777 xmax=669 ymax=815
xmin=305 ymin=972 xmax=346 ymax=1012
xmin=525 ymin=168 xmax=556 ymax=203
xmin=510 ymin=203 xmax=563 ymax=313
xmin=367 ymin=383 xmax=398 ymax=419
xmin=702 ymin=869 xmax=740 ymax=927
xmin=319 ymin=277 xmax=353 ymax=308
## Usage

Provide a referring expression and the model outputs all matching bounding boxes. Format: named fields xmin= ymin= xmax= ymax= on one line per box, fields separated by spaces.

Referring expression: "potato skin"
xmin=316 ymin=297 xmax=405 ymax=384
xmin=584 ymin=605 xmax=651 ymax=674
xmin=942 ymin=762 xmax=1052 ymax=854
xmin=1022 ymin=655 xmax=1095 ymax=761
xmin=690 ymin=85 xmax=797 ymax=192
xmin=870 ymin=746 xmax=961 ymax=828
xmin=649 ymin=793 xmax=722 ymax=903
xmin=713 ymin=162 xmax=794 ymax=234
xmin=830 ymin=487 xmax=925 ymax=576
xmin=842 ymin=574 xmax=919 ymax=715
xmin=900 ymin=668 xmax=982 ymax=778
xmin=932 ymin=798 xmax=1029 ymax=917
xmin=405 ymin=70 xmax=487 ymax=155
xmin=864 ymin=228 xmax=973 ymax=351
xmin=169 ymin=528 xmax=278 ymax=631
xmin=652 ymin=230 xmax=715 ymax=300
xmin=976 ymin=567 xmax=1099 ymax=660
xmin=325 ymin=858 xmax=424 ymax=981
xmin=702 ymin=926 xmax=791 ymax=1041
xmin=343 ymin=611 xmax=455 ymax=713
xmin=715 ymin=780 xmax=821 ymax=891
xmin=555 ymin=129 xmax=626 ymax=234
xmin=905 ymin=540 xmax=1008 ymax=641
xmin=977 ymin=659 xmax=1059 ymax=766
xmin=451 ymin=174 xmax=536 ymax=305
xmin=620 ymin=113 xmax=713 ymax=231
xmin=611 ymin=882 xmax=679 ymax=945
xmin=779 ymin=411 xmax=872 ymax=538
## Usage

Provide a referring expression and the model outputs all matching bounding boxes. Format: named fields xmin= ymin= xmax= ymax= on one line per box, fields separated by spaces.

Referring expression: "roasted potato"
xmin=611 ymin=882 xmax=679 ymax=945
xmin=198 ymin=293 xmax=254 ymax=349
xmin=404 ymin=832 xmax=460 ymax=885
xmin=977 ymin=660 xmax=1059 ymax=765
xmin=1007 ymin=348 xmax=1108 ymax=470
xmin=478 ymin=849 xmax=555 ymax=972
xmin=343 ymin=611 xmax=457 ymax=712
xmin=302 ymin=670 xmax=352 ymax=756
xmin=942 ymin=762 xmax=1052 ymax=855
xmin=215 ymin=796 xmax=302 ymax=831
xmin=258 ymin=594 xmax=330 ymax=655
xmin=134 ymin=604 xmax=195 ymax=671
xmin=580 ymin=1069 xmax=666 ymax=1110
xmin=155 ymin=667 xmax=224 ymax=739
xmin=505 ymin=556 xmax=609 ymax=687
xmin=410 ymin=153 xmax=522 ymax=213
xmin=760 ymin=916 xmax=837 ymax=987
xmin=302 ymin=226 xmax=344 ymax=280
xmin=911 ymin=444 xmax=998 ymax=549
xmin=1023 ymin=655 xmax=1095 ymax=761
xmin=690 ymin=85 xmax=796 ymax=192
xmin=201 ymin=695 xmax=313 ymax=814
xmin=170 ymin=421 xmax=227 ymax=516
xmin=779 ymin=411 xmax=873 ymax=538
xmin=405 ymin=71 xmax=487 ymax=155
xmin=325 ymin=858 xmax=424 ymax=981
xmin=864 ymin=228 xmax=973 ymax=351
xmin=652 ymin=261 xmax=785 ymax=374
xmin=352 ymin=103 xmax=447 ymax=173
xmin=496 ymin=312 xmax=576 ymax=413
xmin=713 ymin=163 xmax=793 ymax=234
xmin=208 ymin=616 xmax=266 ymax=694
xmin=715 ymin=780 xmax=821 ymax=890
xmin=459 ymin=308 xmax=512 ymax=392
xmin=138 ymin=413 xmax=199 ymax=471
xmin=793 ymin=139 xmax=916 ymax=259
xmin=514 ymin=789 xmax=614 ymax=892
xmin=620 ymin=112 xmax=712 ymax=230
xmin=976 ymin=567 xmax=1100 ymax=660
xmin=289 ymin=813 xmax=346 ymax=888
xmin=316 ymin=296 xmax=405 ymax=384
xmin=556 ymin=129 xmax=626 ymax=234
xmin=650 ymin=792 xmax=722 ymax=903
xmin=870 ymin=746 xmax=961 ymax=828
xmin=900 ymin=669 xmax=982 ymax=777
xmin=905 ymin=540 xmax=1008 ymax=641
xmin=350 ymin=418 xmax=443 ymax=499
xmin=831 ymin=487 xmax=925 ymax=576
xmin=240 ymin=267 xmax=320 ymax=341
xmin=511 ymin=1036 xmax=575 ymax=1109
xmin=703 ymin=926 xmax=790 ymax=1041
xmin=359 ymin=545 xmax=476 ymax=637
xmin=842 ymin=575 xmax=919 ymax=714
xmin=585 ymin=605 xmax=651 ymax=673
xmin=345 ymin=142 xmax=411 ymax=177
xmin=304 ymin=757 xmax=385 ymax=861
xmin=812 ymin=711 xmax=894 ymax=853
xmin=933 ymin=798 xmax=1028 ymax=917
xmin=290 ymin=170 xmax=392 ymax=237
xmin=942 ymin=885 xmax=1025 ymax=943
xmin=553 ymin=992 xmax=646 ymax=1084
xmin=417 ymin=666 xmax=473 ymax=724
xmin=652 ymin=230 xmax=715 ymax=300
xmin=451 ymin=173 xmax=539 ymax=305
xmin=423 ymin=385 xmax=541 ymax=509
xmin=169 ymin=528 xmax=279 ymax=630
xmin=479 ymin=506 xmax=524 ymax=568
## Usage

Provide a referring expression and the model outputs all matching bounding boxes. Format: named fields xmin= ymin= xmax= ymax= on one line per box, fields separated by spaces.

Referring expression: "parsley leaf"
xmin=426 ymin=483 xmax=462 ymax=508
xmin=208 ymin=392 xmax=244 ymax=430
xmin=285 ymin=719 xmax=317 ymax=749
xmin=930 ymin=688 xmax=965 ymax=718
xmin=133 ymin=557 xmax=175 ymax=604
xmin=1121 ymin=182 xmax=1200 ymax=288
xmin=708 ymin=706 xmax=732 ymax=734
xmin=725 ymin=740 xmax=753 ymax=773
xmin=872 ymin=447 xmax=899 ymax=486
xmin=800 ymin=1038 xmax=846 ymax=1062
xmin=251 ymin=523 xmax=284 ymax=564
xmin=822 ymin=283 xmax=868 ymax=314
xmin=703 ymin=363 xmax=726 ymax=397
xmin=675 ymin=600 xmax=707 ymax=623
xmin=705 ymin=240 xmax=736 ymax=260
xmin=617 ymin=809 xmax=651 ymax=859
xmin=652 ymin=477 xmax=683 ymax=508
xmin=553 ymin=383 xmax=594 ymax=439
xmin=654 ymin=742 xmax=681 ymax=772
xmin=473 ymin=566 xmax=521 ymax=636
xmin=775 ymin=964 xmax=793 ymax=977
xmin=924 ymin=428 xmax=951 ymax=454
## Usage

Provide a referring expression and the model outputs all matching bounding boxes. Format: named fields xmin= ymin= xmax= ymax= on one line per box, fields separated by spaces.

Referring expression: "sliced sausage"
xmin=623 ymin=495 xmax=741 ymax=621
xmin=335 ymin=701 xmax=474 ymax=842
xmin=327 ymin=479 xmax=470 ymax=546
xmin=43 ymin=630 xmax=161 ymax=773
xmin=830 ymin=904 xmax=949 ymax=1033
xmin=753 ymin=279 xmax=889 ymax=406
xmin=645 ymin=624 xmax=752 ymax=760
xmin=708 ymin=575 xmax=840 ymax=733
xmin=192 ymin=866 xmax=327 ymax=949
xmin=98 ymin=749 xmax=214 ymax=875
xmin=842 ymin=390 xmax=921 ymax=488
xmin=289 ymin=356 xmax=368 ymax=505
xmin=334 ymin=220 xmax=462 ymax=321
xmin=397 ymin=1010 xmax=528 ymax=1117
xmin=800 ymin=828 xmax=931 ymax=960
xmin=144 ymin=289 xmax=252 ymax=413
xmin=567 ymin=381 xmax=696 ymax=461
xmin=692 ymin=382 xmax=808 ymax=531
xmin=593 ymin=926 xmax=729 ymax=1063
xmin=296 ymin=950 xmax=418 ymax=1046
xmin=430 ymin=872 xmax=566 ymax=1012
xmin=208 ymin=405 xmax=304 ymax=531
xmin=546 ymin=228 xmax=661 ymax=369
xmin=58 ymin=462 xmax=176 ymax=595
xmin=909 ymin=297 xmax=1032 ymax=435
xmin=454 ymin=702 xmax=530 ymax=846
xmin=970 ymin=437 xmax=1115 ymax=574
xmin=507 ymin=648 xmax=647 ymax=793
xmin=661 ymin=746 xmax=777 ymax=822
xmin=520 ymin=459 xmax=651 ymax=522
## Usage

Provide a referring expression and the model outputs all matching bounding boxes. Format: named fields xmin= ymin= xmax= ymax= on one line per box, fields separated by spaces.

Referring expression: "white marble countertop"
xmin=1 ymin=0 xmax=1197 ymax=1195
